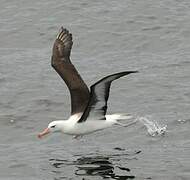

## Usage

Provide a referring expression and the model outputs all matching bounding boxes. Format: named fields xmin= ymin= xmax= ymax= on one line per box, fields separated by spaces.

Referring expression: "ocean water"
xmin=0 ymin=0 xmax=190 ymax=179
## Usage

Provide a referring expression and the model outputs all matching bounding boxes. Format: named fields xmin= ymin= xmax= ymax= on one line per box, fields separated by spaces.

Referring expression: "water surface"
xmin=0 ymin=0 xmax=190 ymax=179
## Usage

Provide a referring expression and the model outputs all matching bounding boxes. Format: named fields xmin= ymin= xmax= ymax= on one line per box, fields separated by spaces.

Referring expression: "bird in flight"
xmin=38 ymin=27 xmax=138 ymax=139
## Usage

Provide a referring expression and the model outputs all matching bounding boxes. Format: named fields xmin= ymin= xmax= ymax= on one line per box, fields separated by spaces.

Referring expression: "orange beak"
xmin=38 ymin=128 xmax=50 ymax=139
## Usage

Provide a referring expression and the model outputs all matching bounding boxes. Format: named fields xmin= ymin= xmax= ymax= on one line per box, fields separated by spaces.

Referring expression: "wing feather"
xmin=51 ymin=27 xmax=90 ymax=115
xmin=78 ymin=71 xmax=138 ymax=123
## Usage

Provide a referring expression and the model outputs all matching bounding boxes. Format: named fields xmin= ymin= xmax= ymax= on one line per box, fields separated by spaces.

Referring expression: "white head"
xmin=38 ymin=121 xmax=64 ymax=139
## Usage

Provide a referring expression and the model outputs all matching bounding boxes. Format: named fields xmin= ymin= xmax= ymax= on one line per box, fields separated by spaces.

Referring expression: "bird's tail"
xmin=106 ymin=113 xmax=137 ymax=127
xmin=106 ymin=113 xmax=133 ymax=121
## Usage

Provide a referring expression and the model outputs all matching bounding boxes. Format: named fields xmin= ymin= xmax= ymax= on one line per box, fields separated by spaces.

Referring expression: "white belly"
xmin=64 ymin=120 xmax=114 ymax=135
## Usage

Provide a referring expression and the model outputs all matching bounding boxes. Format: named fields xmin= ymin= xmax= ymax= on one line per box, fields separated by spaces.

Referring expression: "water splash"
xmin=138 ymin=116 xmax=167 ymax=136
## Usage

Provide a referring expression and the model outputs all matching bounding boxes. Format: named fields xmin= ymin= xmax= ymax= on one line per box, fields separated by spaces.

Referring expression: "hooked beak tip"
xmin=37 ymin=134 xmax=43 ymax=139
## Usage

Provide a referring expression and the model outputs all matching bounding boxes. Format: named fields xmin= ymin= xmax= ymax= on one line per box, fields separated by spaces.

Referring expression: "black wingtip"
xmin=126 ymin=70 xmax=139 ymax=74
xmin=119 ymin=70 xmax=139 ymax=76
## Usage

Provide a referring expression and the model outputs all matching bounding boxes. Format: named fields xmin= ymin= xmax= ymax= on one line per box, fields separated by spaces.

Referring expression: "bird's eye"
xmin=51 ymin=125 xmax=56 ymax=128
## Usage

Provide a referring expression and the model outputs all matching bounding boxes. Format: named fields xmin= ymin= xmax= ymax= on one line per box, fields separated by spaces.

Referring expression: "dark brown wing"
xmin=51 ymin=27 xmax=90 ymax=115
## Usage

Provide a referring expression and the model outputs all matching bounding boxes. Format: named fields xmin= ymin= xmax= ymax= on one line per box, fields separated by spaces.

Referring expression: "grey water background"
xmin=0 ymin=0 xmax=190 ymax=179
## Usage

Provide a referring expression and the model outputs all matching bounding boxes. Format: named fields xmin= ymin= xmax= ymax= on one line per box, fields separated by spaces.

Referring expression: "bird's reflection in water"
xmin=49 ymin=149 xmax=140 ymax=179
xmin=74 ymin=156 xmax=135 ymax=179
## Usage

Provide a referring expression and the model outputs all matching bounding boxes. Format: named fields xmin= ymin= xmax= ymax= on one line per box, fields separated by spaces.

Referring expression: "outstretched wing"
xmin=77 ymin=71 xmax=138 ymax=123
xmin=51 ymin=27 xmax=90 ymax=115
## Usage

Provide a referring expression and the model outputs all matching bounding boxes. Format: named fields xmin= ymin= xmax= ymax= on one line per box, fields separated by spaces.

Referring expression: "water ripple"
xmin=49 ymin=150 xmax=141 ymax=179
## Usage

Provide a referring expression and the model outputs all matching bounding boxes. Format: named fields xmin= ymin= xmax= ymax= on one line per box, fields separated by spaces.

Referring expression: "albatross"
xmin=38 ymin=27 xmax=138 ymax=139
